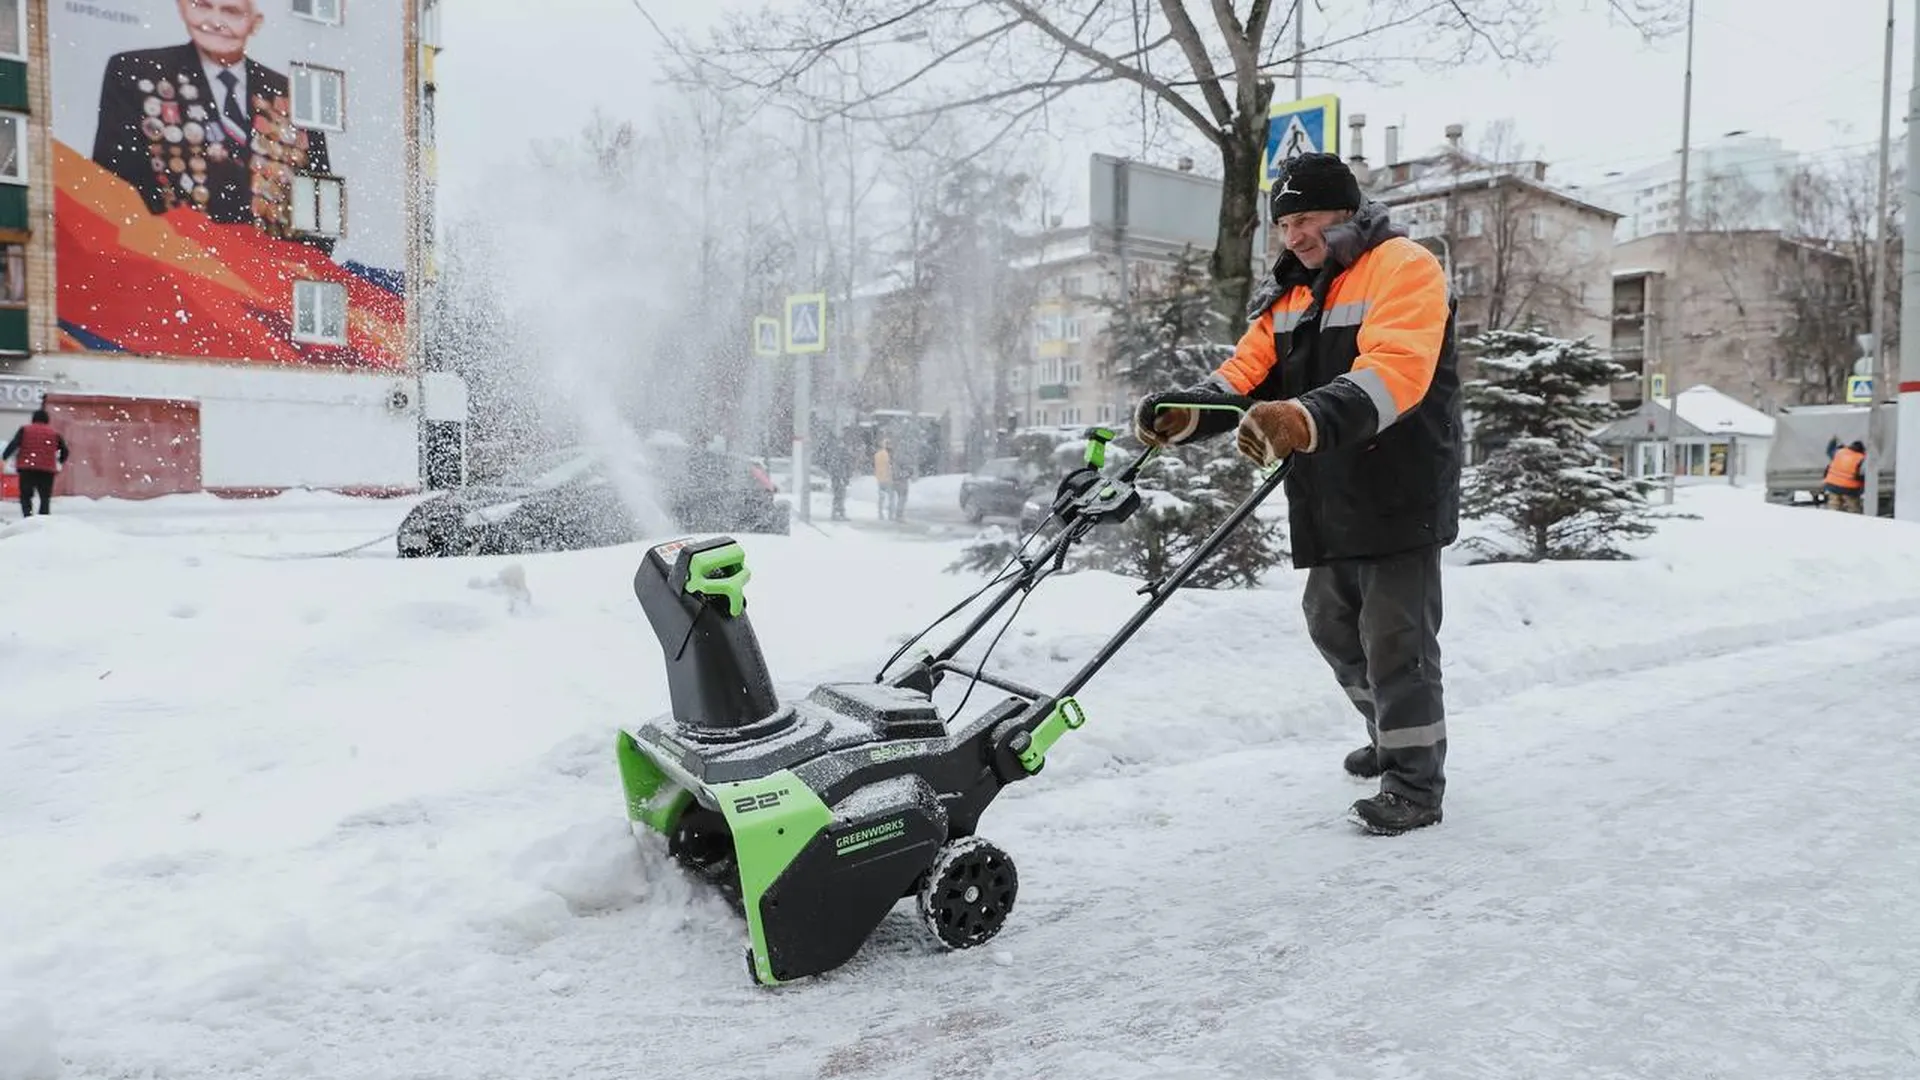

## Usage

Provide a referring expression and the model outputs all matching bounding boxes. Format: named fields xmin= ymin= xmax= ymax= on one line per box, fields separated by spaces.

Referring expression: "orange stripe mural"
xmin=54 ymin=143 xmax=405 ymax=370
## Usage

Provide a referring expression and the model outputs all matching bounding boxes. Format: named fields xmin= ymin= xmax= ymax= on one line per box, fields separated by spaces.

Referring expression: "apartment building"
xmin=1588 ymin=131 xmax=1797 ymax=243
xmin=0 ymin=0 xmax=446 ymax=500
xmin=1612 ymin=230 xmax=1857 ymax=412
xmin=1366 ymin=124 xmax=1621 ymax=353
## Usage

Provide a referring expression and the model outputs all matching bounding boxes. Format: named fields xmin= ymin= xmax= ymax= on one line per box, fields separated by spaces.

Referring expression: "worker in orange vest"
xmin=1824 ymin=439 xmax=1866 ymax=513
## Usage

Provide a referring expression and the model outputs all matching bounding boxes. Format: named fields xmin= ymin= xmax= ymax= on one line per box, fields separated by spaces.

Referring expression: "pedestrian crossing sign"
xmin=1262 ymin=94 xmax=1341 ymax=192
xmin=785 ymin=293 xmax=827 ymax=354
xmin=752 ymin=316 xmax=781 ymax=357
xmin=1847 ymin=374 xmax=1873 ymax=403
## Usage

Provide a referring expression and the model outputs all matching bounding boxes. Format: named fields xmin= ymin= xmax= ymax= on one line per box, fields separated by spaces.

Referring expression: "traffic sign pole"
xmin=783 ymin=293 xmax=828 ymax=526
xmin=794 ymin=350 xmax=811 ymax=525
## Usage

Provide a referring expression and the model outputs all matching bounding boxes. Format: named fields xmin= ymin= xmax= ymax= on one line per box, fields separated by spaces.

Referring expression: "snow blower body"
xmin=616 ymin=391 xmax=1285 ymax=986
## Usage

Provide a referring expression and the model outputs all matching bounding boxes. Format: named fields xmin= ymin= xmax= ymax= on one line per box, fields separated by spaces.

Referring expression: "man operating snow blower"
xmin=1134 ymin=152 xmax=1461 ymax=836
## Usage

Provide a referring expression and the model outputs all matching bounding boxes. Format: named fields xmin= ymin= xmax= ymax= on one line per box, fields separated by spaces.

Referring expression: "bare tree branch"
xmin=998 ymin=0 xmax=1224 ymax=138
xmin=1159 ymin=0 xmax=1235 ymax=126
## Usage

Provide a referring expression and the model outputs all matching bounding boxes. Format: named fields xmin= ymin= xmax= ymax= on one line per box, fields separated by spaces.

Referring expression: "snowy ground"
xmin=5 ymin=484 xmax=1920 ymax=1079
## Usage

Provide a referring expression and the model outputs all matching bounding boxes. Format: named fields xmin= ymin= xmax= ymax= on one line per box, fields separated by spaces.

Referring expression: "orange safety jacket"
xmin=1197 ymin=202 xmax=1463 ymax=568
xmin=1825 ymin=446 xmax=1865 ymax=492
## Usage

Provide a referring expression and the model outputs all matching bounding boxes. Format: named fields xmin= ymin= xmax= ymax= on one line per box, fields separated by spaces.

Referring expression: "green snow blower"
xmin=616 ymin=391 xmax=1286 ymax=986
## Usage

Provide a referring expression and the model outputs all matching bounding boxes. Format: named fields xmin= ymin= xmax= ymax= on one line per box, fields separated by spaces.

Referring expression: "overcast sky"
xmin=434 ymin=0 xmax=1915 ymax=224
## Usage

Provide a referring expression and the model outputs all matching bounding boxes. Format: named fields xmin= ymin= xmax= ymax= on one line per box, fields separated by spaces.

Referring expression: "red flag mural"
xmin=54 ymin=143 xmax=405 ymax=370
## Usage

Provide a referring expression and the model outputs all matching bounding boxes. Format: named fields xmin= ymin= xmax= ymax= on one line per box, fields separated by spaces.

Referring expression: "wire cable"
xmin=872 ymin=504 xmax=1059 ymax=682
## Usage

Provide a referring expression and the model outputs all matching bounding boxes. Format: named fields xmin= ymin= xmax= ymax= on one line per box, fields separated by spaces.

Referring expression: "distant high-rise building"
xmin=1590 ymin=132 xmax=1797 ymax=242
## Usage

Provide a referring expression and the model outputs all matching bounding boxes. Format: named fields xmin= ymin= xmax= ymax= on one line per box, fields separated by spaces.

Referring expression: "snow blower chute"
xmin=616 ymin=391 xmax=1286 ymax=986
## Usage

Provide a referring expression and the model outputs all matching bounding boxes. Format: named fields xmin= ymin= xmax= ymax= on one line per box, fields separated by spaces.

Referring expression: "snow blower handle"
xmin=1140 ymin=388 xmax=1257 ymax=462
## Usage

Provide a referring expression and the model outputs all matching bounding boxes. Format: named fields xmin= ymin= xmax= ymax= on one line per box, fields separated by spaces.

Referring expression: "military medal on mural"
xmin=99 ymin=42 xmax=336 ymax=256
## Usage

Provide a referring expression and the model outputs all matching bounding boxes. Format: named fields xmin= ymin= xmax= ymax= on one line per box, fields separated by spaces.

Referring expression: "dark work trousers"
xmin=17 ymin=469 xmax=54 ymax=516
xmin=1301 ymin=544 xmax=1447 ymax=807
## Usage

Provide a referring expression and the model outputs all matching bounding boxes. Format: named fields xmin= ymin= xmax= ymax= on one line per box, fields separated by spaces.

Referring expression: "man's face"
xmin=178 ymin=0 xmax=260 ymax=65
xmin=1277 ymin=209 xmax=1353 ymax=269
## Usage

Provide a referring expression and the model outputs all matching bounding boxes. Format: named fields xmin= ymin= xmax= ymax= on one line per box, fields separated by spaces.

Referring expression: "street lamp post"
xmin=1660 ymin=0 xmax=1696 ymax=505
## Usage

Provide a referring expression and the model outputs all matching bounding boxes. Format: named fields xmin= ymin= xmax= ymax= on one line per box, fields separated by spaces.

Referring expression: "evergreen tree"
xmin=1460 ymin=328 xmax=1658 ymax=562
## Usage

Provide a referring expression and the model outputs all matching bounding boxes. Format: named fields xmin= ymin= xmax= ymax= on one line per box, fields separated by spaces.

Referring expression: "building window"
xmin=1065 ymin=317 xmax=1082 ymax=343
xmin=1531 ymin=211 xmax=1546 ymax=240
xmin=1457 ymin=264 xmax=1482 ymax=293
xmin=291 ymin=64 xmax=346 ymax=131
xmin=293 ymin=279 xmax=348 ymax=345
xmin=0 ymin=0 xmax=21 ymax=60
xmin=1462 ymin=209 xmax=1485 ymax=237
xmin=292 ymin=0 xmax=343 ymax=24
xmin=0 ymin=111 xmax=24 ymax=185
xmin=1097 ymin=403 xmax=1113 ymax=424
xmin=291 ymin=174 xmax=346 ymax=237
xmin=1065 ymin=362 xmax=1082 ymax=385
xmin=0 ymin=242 xmax=22 ymax=305
xmin=1062 ymin=407 xmax=1081 ymax=425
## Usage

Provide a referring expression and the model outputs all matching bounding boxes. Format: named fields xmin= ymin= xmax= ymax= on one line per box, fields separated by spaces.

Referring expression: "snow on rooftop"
xmin=1655 ymin=385 xmax=1777 ymax=438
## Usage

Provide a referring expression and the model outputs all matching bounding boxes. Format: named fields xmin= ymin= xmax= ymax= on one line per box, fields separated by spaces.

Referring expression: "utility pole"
xmin=1661 ymin=0 xmax=1697 ymax=506
xmin=1899 ymin=0 xmax=1920 ymax=522
xmin=1866 ymin=0 xmax=1896 ymax=518
xmin=1294 ymin=1 xmax=1304 ymax=101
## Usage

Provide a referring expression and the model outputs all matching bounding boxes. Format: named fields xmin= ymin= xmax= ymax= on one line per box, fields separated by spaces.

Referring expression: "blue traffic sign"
xmin=1263 ymin=94 xmax=1341 ymax=191
xmin=785 ymin=293 xmax=826 ymax=354
xmin=752 ymin=316 xmax=781 ymax=357
xmin=1847 ymin=374 xmax=1873 ymax=403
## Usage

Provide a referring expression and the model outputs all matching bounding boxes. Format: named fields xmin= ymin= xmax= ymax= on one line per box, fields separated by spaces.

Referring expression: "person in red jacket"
xmin=3 ymin=408 xmax=71 ymax=517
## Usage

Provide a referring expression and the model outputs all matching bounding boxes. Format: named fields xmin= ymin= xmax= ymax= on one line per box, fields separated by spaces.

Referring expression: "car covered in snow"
xmin=959 ymin=456 xmax=1047 ymax=524
xmin=397 ymin=442 xmax=789 ymax=558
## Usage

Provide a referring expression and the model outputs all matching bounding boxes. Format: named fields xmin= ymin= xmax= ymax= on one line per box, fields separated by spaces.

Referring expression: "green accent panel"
xmin=1018 ymin=697 xmax=1087 ymax=774
xmin=615 ymin=730 xmax=692 ymax=835
xmin=0 ymin=184 xmax=26 ymax=231
xmin=0 ymin=60 xmax=25 ymax=112
xmin=1083 ymin=428 xmax=1114 ymax=468
xmin=684 ymin=540 xmax=750 ymax=617
xmin=1161 ymin=401 xmax=1247 ymax=418
xmin=717 ymin=769 xmax=833 ymax=986
xmin=1036 ymin=383 xmax=1069 ymax=401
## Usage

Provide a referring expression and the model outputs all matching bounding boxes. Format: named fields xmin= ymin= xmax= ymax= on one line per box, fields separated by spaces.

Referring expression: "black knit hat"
xmin=1270 ymin=152 xmax=1362 ymax=219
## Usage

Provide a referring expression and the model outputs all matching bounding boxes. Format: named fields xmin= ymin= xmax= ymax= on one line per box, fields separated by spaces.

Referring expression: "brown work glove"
xmin=1235 ymin=399 xmax=1315 ymax=467
xmin=1133 ymin=393 xmax=1200 ymax=447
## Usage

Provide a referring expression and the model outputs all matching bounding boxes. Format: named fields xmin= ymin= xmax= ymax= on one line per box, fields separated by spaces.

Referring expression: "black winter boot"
xmin=1343 ymin=744 xmax=1383 ymax=779
xmin=1348 ymin=791 xmax=1442 ymax=835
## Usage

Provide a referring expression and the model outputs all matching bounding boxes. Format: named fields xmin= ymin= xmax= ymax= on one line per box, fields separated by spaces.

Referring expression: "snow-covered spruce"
xmin=1459 ymin=327 xmax=1659 ymax=562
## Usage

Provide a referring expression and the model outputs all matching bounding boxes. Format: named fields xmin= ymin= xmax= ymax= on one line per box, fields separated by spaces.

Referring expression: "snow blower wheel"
xmin=616 ymin=394 xmax=1290 ymax=987
xmin=918 ymin=837 xmax=1018 ymax=950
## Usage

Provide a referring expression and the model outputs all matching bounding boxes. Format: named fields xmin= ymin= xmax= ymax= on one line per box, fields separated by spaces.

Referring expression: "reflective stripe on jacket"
xmin=1207 ymin=202 xmax=1463 ymax=568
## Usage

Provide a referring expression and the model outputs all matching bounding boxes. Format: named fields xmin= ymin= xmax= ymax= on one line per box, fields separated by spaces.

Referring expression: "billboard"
xmin=49 ymin=0 xmax=408 ymax=370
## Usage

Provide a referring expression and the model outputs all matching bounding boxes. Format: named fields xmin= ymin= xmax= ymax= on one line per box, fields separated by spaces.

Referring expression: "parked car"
xmin=959 ymin=456 xmax=1044 ymax=523
xmin=397 ymin=443 xmax=789 ymax=558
